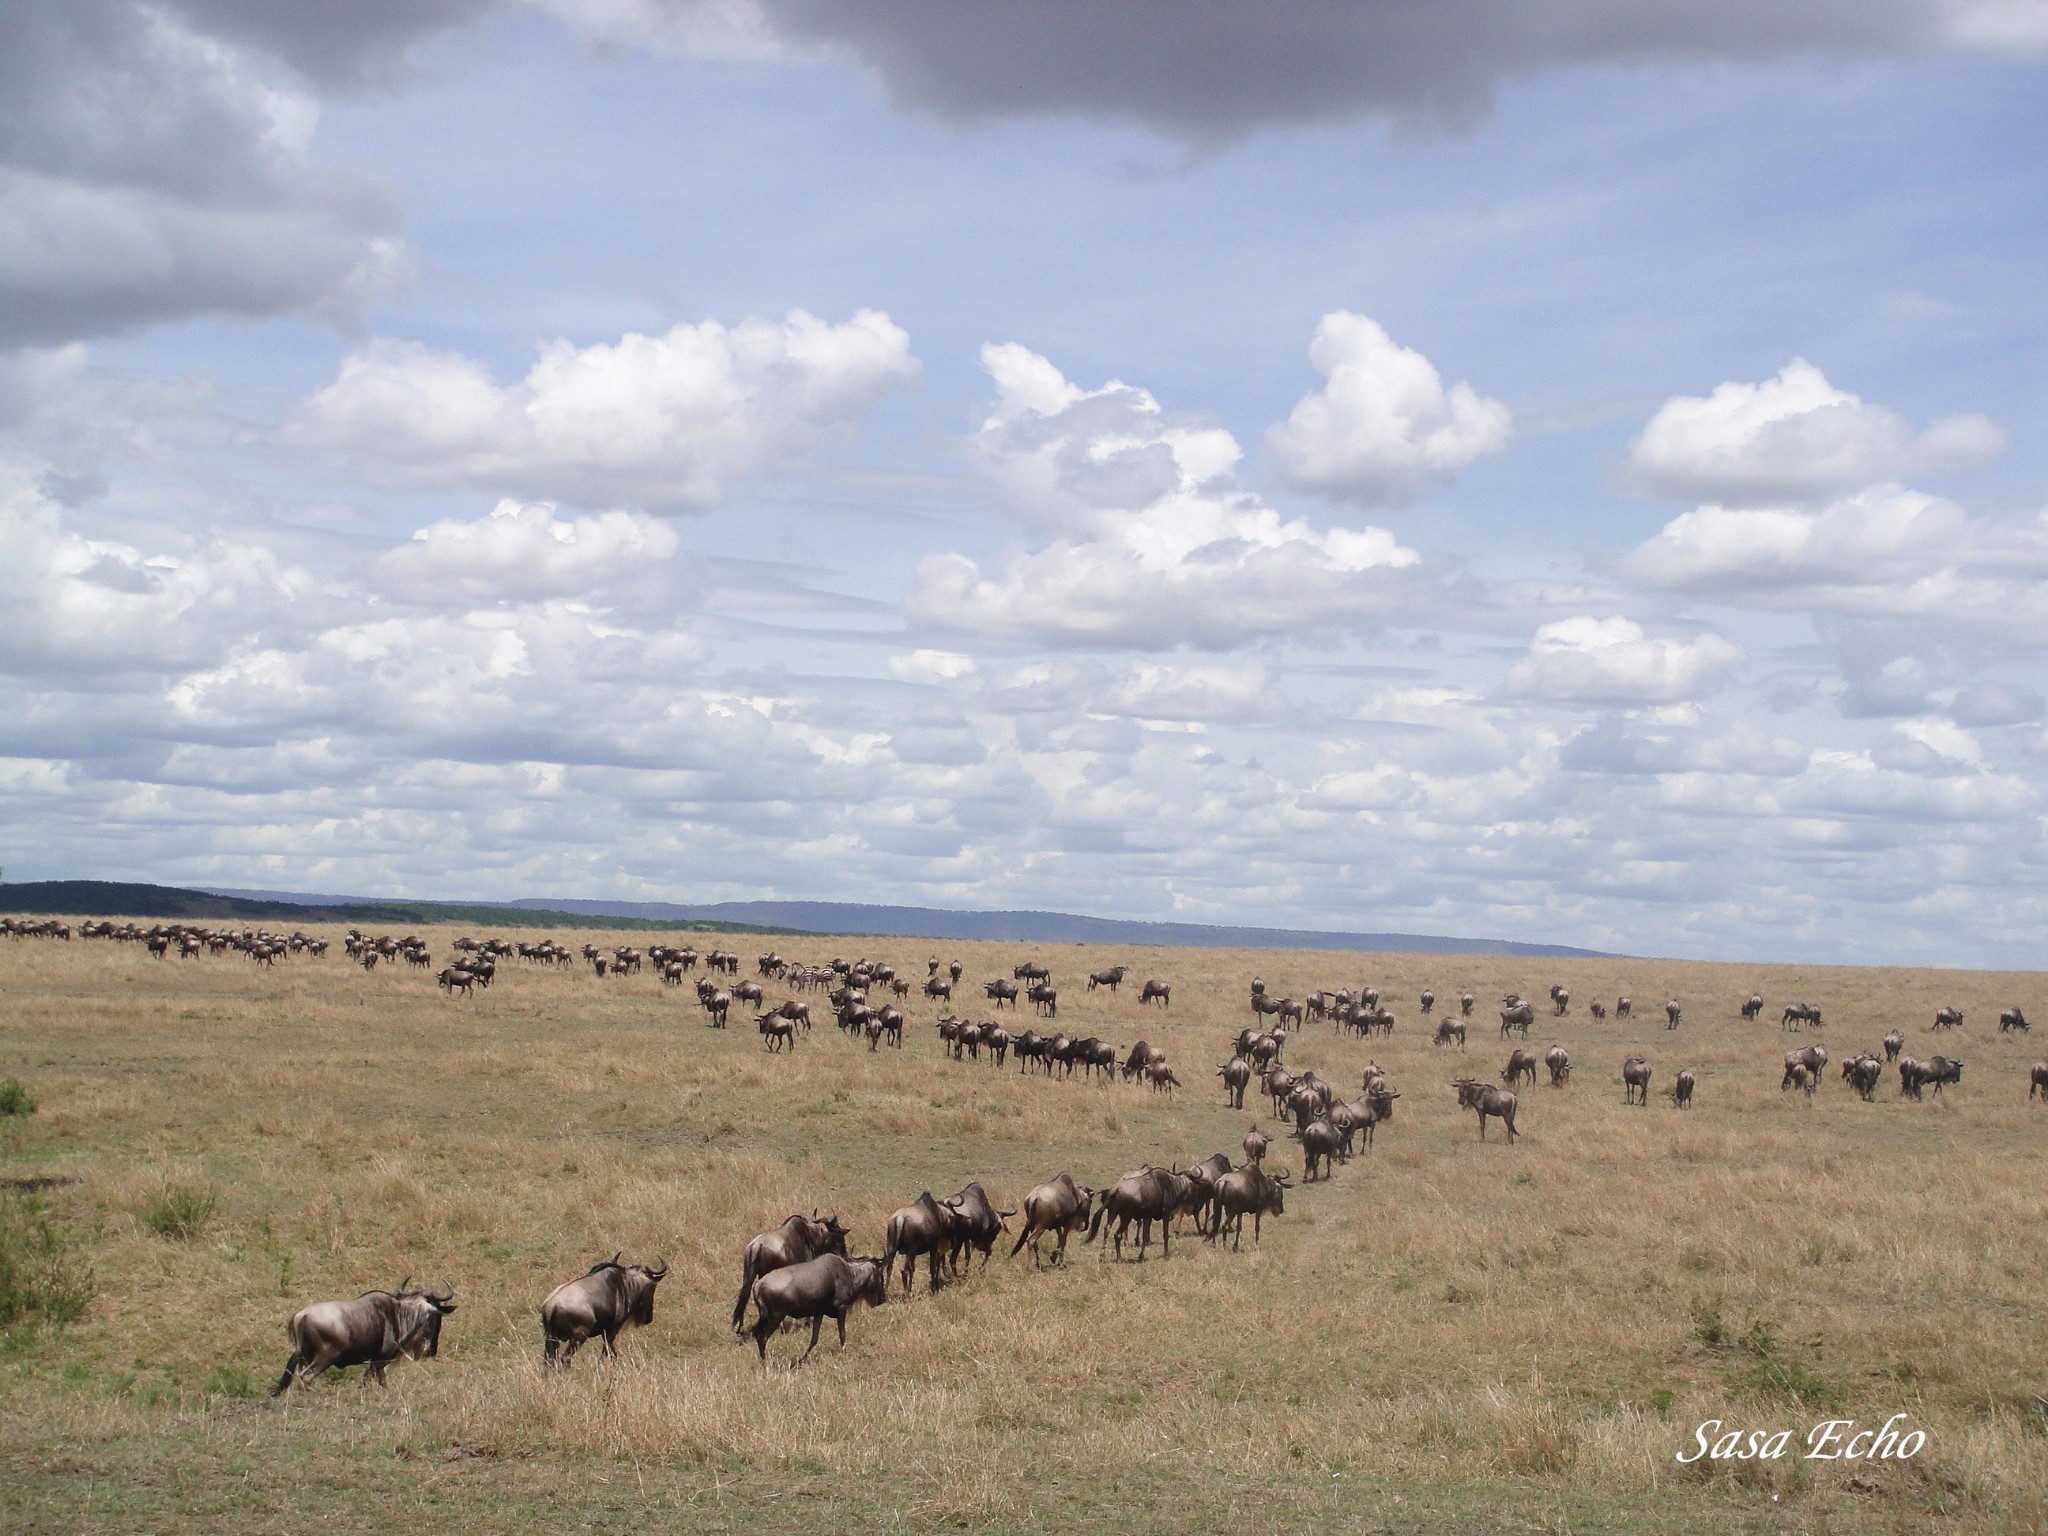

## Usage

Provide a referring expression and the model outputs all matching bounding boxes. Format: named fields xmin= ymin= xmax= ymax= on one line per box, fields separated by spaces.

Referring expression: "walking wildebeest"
xmin=1616 ymin=997 xmax=1633 ymax=1019
xmin=541 ymin=1257 xmax=666 ymax=1367
xmin=1741 ymin=993 xmax=1765 ymax=1021
xmin=1218 ymin=1057 xmax=1251 ymax=1108
xmin=1781 ymin=1002 xmax=1822 ymax=1030
xmin=1846 ymin=1053 xmax=1884 ymax=1101
xmin=1420 ymin=989 xmax=1436 ymax=1015
xmin=1138 ymin=978 xmax=1171 ymax=1007
xmin=1883 ymin=1030 xmax=1904 ymax=1061
xmin=940 ymin=1182 xmax=1014 ymax=1274
xmin=984 ymin=979 xmax=1019 ymax=1009
xmin=731 ymin=1213 xmax=850 ymax=1331
xmin=1009 ymin=1174 xmax=1094 ymax=1267
xmin=1242 ymin=1125 xmax=1269 ymax=1165
xmin=2030 ymin=1061 xmax=2048 ymax=1101
xmin=1621 ymin=1056 xmax=1652 ymax=1105
xmin=1933 ymin=1007 xmax=1963 ymax=1031
xmin=1664 ymin=1000 xmax=1683 ymax=1030
xmin=1300 ymin=1116 xmax=1345 ymax=1181
xmin=1460 ymin=992 xmax=1476 ymax=1016
xmin=1544 ymin=1045 xmax=1571 ymax=1087
xmin=1499 ymin=1000 xmax=1535 ymax=1038
xmin=1588 ymin=1001 xmax=1608 ymax=1020
xmin=1086 ymin=1166 xmax=1191 ymax=1261
xmin=1208 ymin=1163 xmax=1289 ymax=1250
xmin=272 ymin=1284 xmax=455 ymax=1395
xmin=1087 ymin=966 xmax=1127 ymax=993
xmin=1783 ymin=1044 xmax=1828 ymax=1090
xmin=1671 ymin=1069 xmax=1696 ymax=1108
xmin=1550 ymin=984 xmax=1571 ymax=1017
xmin=1453 ymin=1079 xmax=1519 ymax=1141
xmin=882 ymin=1193 xmax=959 ymax=1294
xmin=746 ymin=1254 xmax=887 ymax=1366
xmin=1902 ymin=1055 xmax=1962 ymax=1099
xmin=757 ymin=1011 xmax=797 ymax=1051
xmin=2002 ymin=1007 xmax=2031 ymax=1034
xmin=1502 ymin=1048 xmax=1538 ymax=1089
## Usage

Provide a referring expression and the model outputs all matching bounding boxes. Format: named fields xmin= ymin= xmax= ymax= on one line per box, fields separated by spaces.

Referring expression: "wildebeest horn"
xmin=398 ymin=1275 xmax=412 ymax=1294
xmin=648 ymin=1260 xmax=668 ymax=1281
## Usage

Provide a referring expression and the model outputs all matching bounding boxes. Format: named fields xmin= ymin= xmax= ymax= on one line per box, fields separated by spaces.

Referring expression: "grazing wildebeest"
xmin=541 ymin=1257 xmax=666 ymax=1367
xmin=1664 ymin=1001 xmax=1683 ymax=1030
xmin=882 ymin=1193 xmax=960 ymax=1294
xmin=1933 ymin=1006 xmax=1963 ymax=1031
xmin=1883 ymin=1030 xmax=1905 ymax=1061
xmin=1138 ymin=978 xmax=1171 ymax=1007
xmin=940 ymin=1182 xmax=1014 ymax=1274
xmin=1846 ymin=1054 xmax=1884 ymax=1101
xmin=1671 ymin=1070 xmax=1696 ymax=1108
xmin=1420 ymin=990 xmax=1436 ymax=1015
xmin=747 ymin=1254 xmax=887 ymax=1366
xmin=1544 ymin=1045 xmax=1571 ymax=1087
xmin=730 ymin=1213 xmax=850 ymax=1331
xmin=1741 ymin=994 xmax=1765 ymax=1021
xmin=1621 ymin=1056 xmax=1652 ymax=1105
xmin=1453 ymin=1079 xmax=1519 ymax=1141
xmin=1902 ymin=1055 xmax=1962 ymax=1099
xmin=1087 ymin=966 xmax=1127 ymax=993
xmin=1122 ymin=1040 xmax=1165 ymax=1080
xmin=1009 ymin=1174 xmax=1095 ymax=1267
xmin=1782 ymin=1044 xmax=1828 ymax=1090
xmin=1218 ymin=1057 xmax=1251 ymax=1109
xmin=1785 ymin=1062 xmax=1815 ymax=1097
xmin=1502 ymin=1048 xmax=1538 ymax=1089
xmin=1616 ymin=997 xmax=1632 ymax=1019
xmin=1781 ymin=1003 xmax=1822 ymax=1031
xmin=2031 ymin=1061 xmax=2048 ymax=1101
xmin=1208 ymin=1163 xmax=1289 ymax=1249
xmin=1550 ymin=984 xmax=1571 ymax=1017
xmin=1086 ymin=1166 xmax=1191 ymax=1261
xmin=1433 ymin=1017 xmax=1466 ymax=1049
xmin=1588 ymin=1001 xmax=1608 ymax=1020
xmin=2002 ymin=1007 xmax=2030 ymax=1034
xmin=1499 ymin=1000 xmax=1535 ymax=1038
xmin=272 ymin=1284 xmax=455 ymax=1395
xmin=1242 ymin=1125 xmax=1269 ymax=1164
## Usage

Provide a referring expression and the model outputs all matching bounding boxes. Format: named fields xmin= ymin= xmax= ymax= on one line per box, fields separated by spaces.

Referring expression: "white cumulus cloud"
xmin=1505 ymin=615 xmax=1745 ymax=706
xmin=1266 ymin=312 xmax=1511 ymax=506
xmin=1626 ymin=359 xmax=2004 ymax=506
xmin=287 ymin=308 xmax=918 ymax=511
xmin=372 ymin=499 xmax=680 ymax=605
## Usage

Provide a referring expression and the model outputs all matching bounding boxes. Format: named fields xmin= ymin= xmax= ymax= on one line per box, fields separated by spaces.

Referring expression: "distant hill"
xmin=1 ymin=880 xmax=1616 ymax=957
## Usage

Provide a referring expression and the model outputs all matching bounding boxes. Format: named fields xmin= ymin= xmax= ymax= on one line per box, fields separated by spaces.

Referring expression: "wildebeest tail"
xmin=271 ymin=1344 xmax=304 ymax=1397
xmin=543 ymin=1330 xmax=561 ymax=1367
xmin=1084 ymin=1202 xmax=1106 ymax=1244
xmin=1008 ymin=1219 xmax=1033 ymax=1259
xmin=729 ymin=1251 xmax=756 ymax=1333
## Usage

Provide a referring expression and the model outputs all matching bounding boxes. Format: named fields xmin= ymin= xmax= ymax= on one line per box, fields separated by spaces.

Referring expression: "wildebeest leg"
xmin=752 ymin=1307 xmax=780 ymax=1362
xmin=927 ymin=1249 xmax=945 ymax=1293
xmin=835 ymin=1312 xmax=849 ymax=1349
xmin=795 ymin=1314 xmax=825 ymax=1365
xmin=271 ymin=1349 xmax=307 ymax=1397
xmin=365 ymin=1360 xmax=389 ymax=1388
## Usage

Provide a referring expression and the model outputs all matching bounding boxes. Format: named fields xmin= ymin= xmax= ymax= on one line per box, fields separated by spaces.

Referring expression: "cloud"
xmin=1625 ymin=359 xmax=2004 ymax=506
xmin=287 ymin=309 xmax=918 ymax=511
xmin=552 ymin=1 xmax=2048 ymax=140
xmin=907 ymin=344 xmax=1425 ymax=648
xmin=372 ymin=500 xmax=681 ymax=605
xmin=0 ymin=0 xmax=411 ymax=347
xmin=889 ymin=648 xmax=976 ymax=683
xmin=1267 ymin=312 xmax=1510 ymax=506
xmin=1505 ymin=615 xmax=1745 ymax=706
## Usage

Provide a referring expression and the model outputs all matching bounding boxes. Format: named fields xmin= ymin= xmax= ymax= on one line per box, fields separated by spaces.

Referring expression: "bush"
xmin=0 ymin=1079 xmax=34 ymax=1117
xmin=0 ymin=1192 xmax=94 ymax=1332
xmin=141 ymin=1181 xmax=218 ymax=1241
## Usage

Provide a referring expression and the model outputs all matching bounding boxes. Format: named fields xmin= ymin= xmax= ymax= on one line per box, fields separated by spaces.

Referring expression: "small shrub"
xmin=0 ymin=1079 xmax=35 ymax=1117
xmin=0 ymin=1192 xmax=95 ymax=1332
xmin=141 ymin=1181 xmax=218 ymax=1241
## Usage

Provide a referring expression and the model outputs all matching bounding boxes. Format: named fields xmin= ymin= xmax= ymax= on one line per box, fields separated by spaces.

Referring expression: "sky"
xmin=3 ymin=1 xmax=2046 ymax=964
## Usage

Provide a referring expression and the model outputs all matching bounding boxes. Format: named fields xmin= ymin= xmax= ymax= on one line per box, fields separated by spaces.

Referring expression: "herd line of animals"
xmin=5 ymin=913 xmax=2044 ymax=1383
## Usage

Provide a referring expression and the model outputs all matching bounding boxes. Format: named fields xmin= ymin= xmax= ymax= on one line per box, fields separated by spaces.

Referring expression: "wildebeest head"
xmin=387 ymin=1279 xmax=458 ymax=1358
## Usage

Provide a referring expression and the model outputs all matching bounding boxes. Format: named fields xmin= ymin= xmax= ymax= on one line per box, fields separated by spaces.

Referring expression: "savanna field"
xmin=2 ymin=923 xmax=2046 ymax=1535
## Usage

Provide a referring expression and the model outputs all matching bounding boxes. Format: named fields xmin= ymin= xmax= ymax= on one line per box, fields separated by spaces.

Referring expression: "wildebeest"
xmin=1218 ymin=1057 xmax=1251 ymax=1109
xmin=757 ymin=1011 xmax=797 ymax=1051
xmin=1138 ymin=978 xmax=1171 ymax=1007
xmin=1499 ymin=1000 xmax=1535 ymax=1038
xmin=1122 ymin=1040 xmax=1165 ymax=1080
xmin=1671 ymin=1069 xmax=1696 ymax=1109
xmin=1009 ymin=1173 xmax=1095 ymax=1267
xmin=1014 ymin=961 xmax=1050 ymax=984
xmin=1782 ymin=1044 xmax=1828 ymax=1090
xmin=1144 ymin=1060 xmax=1181 ymax=1093
xmin=1087 ymin=966 xmax=1127 ymax=993
xmin=2030 ymin=1061 xmax=2048 ymax=1101
xmin=1433 ymin=1017 xmax=1466 ymax=1049
xmin=1086 ymin=1166 xmax=1192 ymax=1261
xmin=1453 ymin=1079 xmax=1519 ymax=1141
xmin=1883 ymin=1030 xmax=1905 ymax=1061
xmin=984 ymin=979 xmax=1019 ymax=1009
xmin=1616 ymin=997 xmax=1633 ymax=1019
xmin=1741 ymin=993 xmax=1765 ymax=1021
xmin=746 ymin=1254 xmax=887 ymax=1366
xmin=541 ymin=1257 xmax=666 ymax=1367
xmin=1785 ymin=1062 xmax=1815 ymax=1096
xmin=1208 ymin=1162 xmax=1289 ymax=1250
xmin=1621 ymin=1056 xmax=1652 ymax=1106
xmin=1933 ymin=1007 xmax=1963 ymax=1031
xmin=1502 ymin=1048 xmax=1538 ymax=1089
xmin=436 ymin=966 xmax=474 ymax=997
xmin=272 ymin=1284 xmax=455 ymax=1395
xmin=940 ymin=1182 xmax=1015 ymax=1274
xmin=1845 ymin=1053 xmax=1884 ymax=1101
xmin=2002 ymin=1007 xmax=2031 ymax=1034
xmin=730 ymin=1212 xmax=850 ymax=1331
xmin=1781 ymin=1003 xmax=1822 ymax=1031
xmin=1588 ymin=1001 xmax=1608 ymax=1020
xmin=1460 ymin=992 xmax=1476 ymax=1016
xmin=1242 ymin=1125 xmax=1269 ymax=1164
xmin=1544 ymin=1045 xmax=1571 ymax=1087
xmin=882 ymin=1193 xmax=960 ymax=1294
xmin=1300 ymin=1116 xmax=1346 ymax=1181
xmin=923 ymin=976 xmax=952 ymax=1001
xmin=1902 ymin=1055 xmax=1962 ymax=1100
xmin=1550 ymin=984 xmax=1571 ymax=1017
xmin=1664 ymin=1000 xmax=1683 ymax=1030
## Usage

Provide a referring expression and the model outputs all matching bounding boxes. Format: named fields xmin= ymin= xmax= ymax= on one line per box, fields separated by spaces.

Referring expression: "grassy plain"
xmin=2 ymin=923 xmax=2046 ymax=1534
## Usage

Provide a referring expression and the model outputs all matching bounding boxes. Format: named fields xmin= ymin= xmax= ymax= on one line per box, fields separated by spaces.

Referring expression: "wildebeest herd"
xmin=9 ymin=912 xmax=2047 ymax=1390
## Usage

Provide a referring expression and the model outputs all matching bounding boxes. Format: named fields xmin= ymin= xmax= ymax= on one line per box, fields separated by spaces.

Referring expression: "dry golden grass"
xmin=2 ymin=921 xmax=2046 ymax=1532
